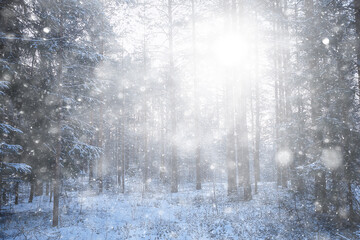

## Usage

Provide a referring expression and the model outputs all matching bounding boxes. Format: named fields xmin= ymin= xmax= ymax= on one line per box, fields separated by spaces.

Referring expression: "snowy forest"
xmin=1 ymin=0 xmax=360 ymax=239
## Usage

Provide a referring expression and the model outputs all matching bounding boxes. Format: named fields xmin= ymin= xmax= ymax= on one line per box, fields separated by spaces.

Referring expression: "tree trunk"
xmin=226 ymin=114 xmax=237 ymax=196
xmin=45 ymin=181 xmax=49 ymax=196
xmin=97 ymin=33 xmax=105 ymax=194
xmin=49 ymin=181 xmax=52 ymax=202
xmin=222 ymin=0 xmax=237 ymax=196
xmin=28 ymin=177 xmax=34 ymax=203
xmin=273 ymin=0 xmax=281 ymax=187
xmin=0 ymin=170 xmax=3 ymax=209
xmin=191 ymin=0 xmax=201 ymax=191
xmin=116 ymin=127 xmax=121 ymax=187
xmin=97 ymin=94 xmax=103 ymax=194
xmin=304 ymin=0 xmax=327 ymax=213
xmin=238 ymin=113 xmax=252 ymax=200
xmin=354 ymin=0 xmax=360 ymax=93
xmin=237 ymin=0 xmax=252 ymax=201
xmin=89 ymin=110 xmax=95 ymax=188
xmin=226 ymin=77 xmax=237 ymax=195
xmin=314 ymin=171 xmax=327 ymax=213
xmin=168 ymin=0 xmax=178 ymax=193
xmin=121 ymin=86 xmax=126 ymax=194
xmin=35 ymin=177 xmax=43 ymax=196
xmin=253 ymin=9 xmax=261 ymax=192
xmin=53 ymin=133 xmax=61 ymax=227
xmin=142 ymin=11 xmax=149 ymax=191
xmin=15 ymin=182 xmax=19 ymax=205
xmin=160 ymin=102 xmax=166 ymax=181
xmin=53 ymin=2 xmax=63 ymax=226
xmin=254 ymin=47 xmax=260 ymax=194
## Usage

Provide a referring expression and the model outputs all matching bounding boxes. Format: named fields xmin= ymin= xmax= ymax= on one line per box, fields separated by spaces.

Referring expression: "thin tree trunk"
xmin=53 ymin=1 xmax=64 ymax=226
xmin=239 ymin=101 xmax=252 ymax=200
xmin=254 ymin=11 xmax=260 ymax=193
xmin=29 ymin=177 xmax=34 ymax=203
xmin=236 ymin=0 xmax=252 ymax=200
xmin=273 ymin=0 xmax=281 ymax=187
xmin=281 ymin=0 xmax=290 ymax=189
xmin=45 ymin=181 xmax=49 ymax=196
xmin=116 ymin=127 xmax=121 ymax=187
xmin=89 ymin=111 xmax=95 ymax=187
xmin=49 ymin=181 xmax=52 ymax=202
xmin=191 ymin=0 xmax=202 ymax=190
xmin=168 ymin=0 xmax=178 ymax=193
xmin=15 ymin=182 xmax=19 ymax=205
xmin=160 ymin=102 xmax=166 ymax=181
xmin=354 ymin=0 xmax=360 ymax=94
xmin=0 ymin=169 xmax=3 ymax=209
xmin=35 ymin=177 xmax=43 ymax=196
xmin=53 ymin=130 xmax=61 ymax=227
xmin=304 ymin=0 xmax=327 ymax=213
xmin=121 ymin=86 xmax=126 ymax=193
xmin=142 ymin=8 xmax=149 ymax=191
xmin=97 ymin=103 xmax=103 ymax=194
xmin=97 ymin=28 xmax=106 ymax=194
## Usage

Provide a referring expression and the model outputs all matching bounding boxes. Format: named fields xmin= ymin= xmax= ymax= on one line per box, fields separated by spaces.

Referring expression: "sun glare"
xmin=212 ymin=34 xmax=248 ymax=67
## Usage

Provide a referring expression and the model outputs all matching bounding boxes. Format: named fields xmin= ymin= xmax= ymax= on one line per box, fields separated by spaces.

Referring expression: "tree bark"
xmin=160 ymin=102 xmax=166 ymax=181
xmin=53 ymin=1 xmax=64 ymax=226
xmin=354 ymin=0 xmax=360 ymax=93
xmin=97 ymin=62 xmax=104 ymax=195
xmin=121 ymin=86 xmax=126 ymax=193
xmin=45 ymin=181 xmax=49 ymax=196
xmin=89 ymin=111 xmax=95 ymax=188
xmin=168 ymin=0 xmax=178 ymax=193
xmin=191 ymin=0 xmax=202 ymax=190
xmin=222 ymin=0 xmax=237 ymax=196
xmin=15 ymin=181 xmax=19 ymax=205
xmin=304 ymin=0 xmax=327 ymax=213
xmin=53 ymin=130 xmax=61 ymax=227
xmin=28 ymin=177 xmax=34 ymax=203
xmin=254 ymin=26 xmax=260 ymax=193
xmin=35 ymin=177 xmax=43 ymax=196
xmin=142 ymin=6 xmax=149 ymax=191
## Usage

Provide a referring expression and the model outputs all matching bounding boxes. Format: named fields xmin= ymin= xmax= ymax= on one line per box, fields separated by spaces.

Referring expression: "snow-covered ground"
xmin=1 ymin=180 xmax=358 ymax=239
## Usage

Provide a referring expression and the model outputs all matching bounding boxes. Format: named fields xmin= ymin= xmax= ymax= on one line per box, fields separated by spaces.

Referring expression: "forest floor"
xmin=1 ymin=179 xmax=359 ymax=240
